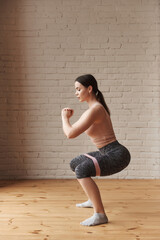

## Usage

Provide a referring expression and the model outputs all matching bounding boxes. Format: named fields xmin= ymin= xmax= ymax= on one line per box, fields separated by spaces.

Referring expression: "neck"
xmin=86 ymin=94 xmax=99 ymax=108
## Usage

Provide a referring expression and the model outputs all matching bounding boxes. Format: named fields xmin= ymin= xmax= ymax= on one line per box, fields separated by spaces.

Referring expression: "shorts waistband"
xmin=98 ymin=140 xmax=120 ymax=153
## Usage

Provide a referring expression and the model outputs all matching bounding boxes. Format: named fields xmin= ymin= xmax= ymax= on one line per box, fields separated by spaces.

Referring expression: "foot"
xmin=76 ymin=199 xmax=93 ymax=208
xmin=80 ymin=213 xmax=108 ymax=226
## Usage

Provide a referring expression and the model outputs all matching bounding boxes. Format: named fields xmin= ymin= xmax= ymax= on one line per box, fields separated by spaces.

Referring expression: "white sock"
xmin=80 ymin=213 xmax=108 ymax=226
xmin=76 ymin=199 xmax=93 ymax=208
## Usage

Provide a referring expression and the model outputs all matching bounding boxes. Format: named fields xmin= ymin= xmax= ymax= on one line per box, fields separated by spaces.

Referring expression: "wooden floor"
xmin=0 ymin=179 xmax=160 ymax=240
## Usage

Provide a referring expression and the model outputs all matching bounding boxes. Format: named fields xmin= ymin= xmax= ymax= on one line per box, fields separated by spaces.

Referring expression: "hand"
xmin=61 ymin=108 xmax=74 ymax=119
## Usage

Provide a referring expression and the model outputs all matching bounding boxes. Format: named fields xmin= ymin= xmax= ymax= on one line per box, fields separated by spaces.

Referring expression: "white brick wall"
xmin=0 ymin=0 xmax=159 ymax=179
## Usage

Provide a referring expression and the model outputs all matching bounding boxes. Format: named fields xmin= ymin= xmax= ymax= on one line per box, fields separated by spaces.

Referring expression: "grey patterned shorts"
xmin=70 ymin=140 xmax=131 ymax=179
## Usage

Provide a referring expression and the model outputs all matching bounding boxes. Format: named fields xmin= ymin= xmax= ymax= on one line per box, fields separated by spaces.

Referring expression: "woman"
xmin=61 ymin=74 xmax=131 ymax=226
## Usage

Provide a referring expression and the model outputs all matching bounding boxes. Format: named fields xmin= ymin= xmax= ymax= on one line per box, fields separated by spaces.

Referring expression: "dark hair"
xmin=75 ymin=74 xmax=110 ymax=116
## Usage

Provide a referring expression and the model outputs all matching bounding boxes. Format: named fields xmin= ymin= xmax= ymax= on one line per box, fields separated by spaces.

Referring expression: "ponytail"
xmin=96 ymin=90 xmax=110 ymax=116
xmin=75 ymin=74 xmax=110 ymax=115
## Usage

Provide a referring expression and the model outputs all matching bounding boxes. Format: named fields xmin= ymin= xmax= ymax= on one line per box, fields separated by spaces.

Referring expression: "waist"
xmin=91 ymin=135 xmax=117 ymax=148
xmin=98 ymin=140 xmax=120 ymax=154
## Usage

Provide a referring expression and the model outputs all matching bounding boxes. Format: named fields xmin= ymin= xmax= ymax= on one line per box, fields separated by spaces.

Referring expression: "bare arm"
xmin=61 ymin=106 xmax=101 ymax=139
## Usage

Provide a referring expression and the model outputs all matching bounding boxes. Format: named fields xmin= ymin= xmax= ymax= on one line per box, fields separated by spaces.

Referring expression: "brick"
xmin=0 ymin=0 xmax=159 ymax=180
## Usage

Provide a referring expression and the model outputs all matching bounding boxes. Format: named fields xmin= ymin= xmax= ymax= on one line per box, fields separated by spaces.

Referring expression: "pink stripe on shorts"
xmin=83 ymin=153 xmax=101 ymax=176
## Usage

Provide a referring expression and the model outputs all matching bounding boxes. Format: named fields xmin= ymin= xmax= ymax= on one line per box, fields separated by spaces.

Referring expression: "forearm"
xmin=62 ymin=116 xmax=73 ymax=138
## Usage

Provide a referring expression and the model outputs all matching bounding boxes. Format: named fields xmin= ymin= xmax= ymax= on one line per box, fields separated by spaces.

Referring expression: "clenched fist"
xmin=61 ymin=108 xmax=74 ymax=119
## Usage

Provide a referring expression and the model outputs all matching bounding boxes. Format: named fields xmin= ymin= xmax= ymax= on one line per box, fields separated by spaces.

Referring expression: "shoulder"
xmin=90 ymin=103 xmax=108 ymax=123
xmin=80 ymin=103 xmax=101 ymax=119
xmin=81 ymin=103 xmax=104 ymax=119
xmin=85 ymin=103 xmax=104 ymax=120
xmin=90 ymin=103 xmax=105 ymax=114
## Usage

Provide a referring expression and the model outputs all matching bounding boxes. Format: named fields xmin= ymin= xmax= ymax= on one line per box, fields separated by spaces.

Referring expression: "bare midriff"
xmin=90 ymin=135 xmax=116 ymax=149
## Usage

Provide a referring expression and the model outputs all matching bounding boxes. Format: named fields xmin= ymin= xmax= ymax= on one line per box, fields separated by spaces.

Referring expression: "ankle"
xmin=94 ymin=210 xmax=106 ymax=215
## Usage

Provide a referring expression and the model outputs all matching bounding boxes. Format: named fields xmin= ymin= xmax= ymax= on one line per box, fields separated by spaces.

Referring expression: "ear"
xmin=88 ymin=85 xmax=93 ymax=93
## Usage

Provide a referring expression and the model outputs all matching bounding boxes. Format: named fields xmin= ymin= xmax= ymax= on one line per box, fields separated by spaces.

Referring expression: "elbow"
xmin=67 ymin=135 xmax=72 ymax=139
xmin=66 ymin=130 xmax=77 ymax=139
xmin=67 ymin=133 xmax=75 ymax=139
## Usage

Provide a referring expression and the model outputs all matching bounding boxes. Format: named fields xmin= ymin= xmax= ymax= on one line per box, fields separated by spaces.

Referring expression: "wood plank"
xmin=0 ymin=179 xmax=160 ymax=240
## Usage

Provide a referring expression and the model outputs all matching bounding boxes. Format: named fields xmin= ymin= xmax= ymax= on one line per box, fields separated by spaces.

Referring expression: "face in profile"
xmin=75 ymin=81 xmax=91 ymax=102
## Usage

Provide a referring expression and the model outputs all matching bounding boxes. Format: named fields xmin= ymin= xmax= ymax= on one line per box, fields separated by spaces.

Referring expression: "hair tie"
xmin=96 ymin=89 xmax=99 ymax=96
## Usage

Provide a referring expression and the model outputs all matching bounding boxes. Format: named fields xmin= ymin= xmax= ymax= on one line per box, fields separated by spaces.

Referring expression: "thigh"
xmin=70 ymin=149 xmax=102 ymax=170
xmin=98 ymin=145 xmax=131 ymax=176
xmin=85 ymin=150 xmax=111 ymax=176
xmin=70 ymin=150 xmax=101 ymax=176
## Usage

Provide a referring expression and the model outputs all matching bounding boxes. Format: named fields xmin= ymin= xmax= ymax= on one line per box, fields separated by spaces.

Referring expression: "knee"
xmin=70 ymin=158 xmax=77 ymax=172
xmin=75 ymin=164 xmax=91 ymax=179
